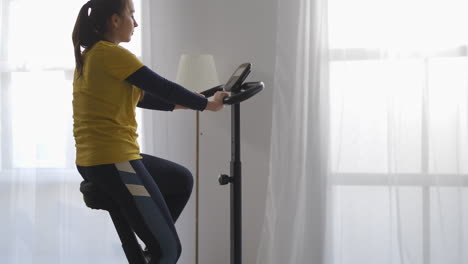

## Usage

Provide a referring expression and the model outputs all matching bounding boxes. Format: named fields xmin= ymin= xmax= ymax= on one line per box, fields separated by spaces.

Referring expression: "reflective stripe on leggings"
xmin=115 ymin=161 xmax=180 ymax=264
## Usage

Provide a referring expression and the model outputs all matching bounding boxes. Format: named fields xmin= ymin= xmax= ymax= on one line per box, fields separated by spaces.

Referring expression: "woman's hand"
xmin=205 ymin=91 xmax=230 ymax=112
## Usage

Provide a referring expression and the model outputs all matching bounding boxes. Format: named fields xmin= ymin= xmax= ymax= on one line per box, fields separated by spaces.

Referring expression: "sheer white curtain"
xmin=258 ymin=0 xmax=468 ymax=263
xmin=257 ymin=0 xmax=331 ymax=263
xmin=0 ymin=0 xmax=145 ymax=263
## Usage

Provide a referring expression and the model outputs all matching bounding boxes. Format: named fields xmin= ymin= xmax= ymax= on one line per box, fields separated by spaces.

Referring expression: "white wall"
xmin=144 ymin=1 xmax=277 ymax=263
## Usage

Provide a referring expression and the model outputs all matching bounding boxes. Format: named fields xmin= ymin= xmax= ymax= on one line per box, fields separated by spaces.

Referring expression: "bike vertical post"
xmin=230 ymin=102 xmax=242 ymax=264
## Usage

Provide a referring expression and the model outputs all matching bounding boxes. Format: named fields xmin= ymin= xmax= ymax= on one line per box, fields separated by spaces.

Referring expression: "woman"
xmin=72 ymin=0 xmax=228 ymax=263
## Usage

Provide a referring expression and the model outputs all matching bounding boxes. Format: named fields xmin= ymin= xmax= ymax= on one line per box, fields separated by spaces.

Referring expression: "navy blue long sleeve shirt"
xmin=126 ymin=66 xmax=208 ymax=111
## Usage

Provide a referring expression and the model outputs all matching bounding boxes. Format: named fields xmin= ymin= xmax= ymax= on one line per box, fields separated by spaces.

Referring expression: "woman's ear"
xmin=109 ymin=13 xmax=121 ymax=29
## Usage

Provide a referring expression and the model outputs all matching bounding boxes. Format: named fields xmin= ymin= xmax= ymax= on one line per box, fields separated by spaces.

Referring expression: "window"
xmin=329 ymin=0 xmax=468 ymax=180
xmin=0 ymin=0 xmax=143 ymax=172
xmin=328 ymin=0 xmax=468 ymax=262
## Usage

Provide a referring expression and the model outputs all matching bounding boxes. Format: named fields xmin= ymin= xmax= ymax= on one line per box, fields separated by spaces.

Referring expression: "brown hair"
xmin=72 ymin=0 xmax=128 ymax=78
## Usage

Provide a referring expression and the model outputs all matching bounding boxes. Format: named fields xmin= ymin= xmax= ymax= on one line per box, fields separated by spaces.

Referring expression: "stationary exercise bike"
xmin=199 ymin=62 xmax=263 ymax=264
xmin=79 ymin=63 xmax=263 ymax=264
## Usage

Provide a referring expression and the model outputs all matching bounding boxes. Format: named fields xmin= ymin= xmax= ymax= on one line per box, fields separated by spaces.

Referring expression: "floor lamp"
xmin=175 ymin=54 xmax=220 ymax=264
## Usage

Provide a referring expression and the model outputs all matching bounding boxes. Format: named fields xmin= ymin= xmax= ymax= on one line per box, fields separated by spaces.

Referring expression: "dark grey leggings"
xmin=76 ymin=153 xmax=194 ymax=264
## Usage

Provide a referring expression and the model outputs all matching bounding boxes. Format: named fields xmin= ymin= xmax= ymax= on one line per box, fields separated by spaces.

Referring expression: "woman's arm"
xmin=137 ymin=90 xmax=176 ymax=111
xmin=126 ymin=66 xmax=208 ymax=111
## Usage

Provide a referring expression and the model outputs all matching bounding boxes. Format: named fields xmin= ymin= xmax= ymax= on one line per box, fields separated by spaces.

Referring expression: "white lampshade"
xmin=175 ymin=54 xmax=220 ymax=92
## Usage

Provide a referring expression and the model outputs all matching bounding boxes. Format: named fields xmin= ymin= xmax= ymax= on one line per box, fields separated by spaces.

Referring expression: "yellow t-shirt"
xmin=73 ymin=41 xmax=145 ymax=166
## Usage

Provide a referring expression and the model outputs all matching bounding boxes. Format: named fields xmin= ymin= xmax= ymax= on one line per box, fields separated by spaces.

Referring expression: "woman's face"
xmin=116 ymin=0 xmax=138 ymax=43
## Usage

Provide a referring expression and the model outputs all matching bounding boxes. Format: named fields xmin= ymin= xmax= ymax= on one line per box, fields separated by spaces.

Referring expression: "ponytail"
xmin=72 ymin=1 xmax=95 ymax=77
xmin=72 ymin=0 xmax=127 ymax=78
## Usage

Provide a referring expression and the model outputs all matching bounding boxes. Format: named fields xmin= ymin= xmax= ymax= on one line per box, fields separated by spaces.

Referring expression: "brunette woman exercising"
xmin=72 ymin=0 xmax=228 ymax=263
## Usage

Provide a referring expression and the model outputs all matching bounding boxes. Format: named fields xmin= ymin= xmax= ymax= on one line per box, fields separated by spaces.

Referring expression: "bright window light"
xmin=329 ymin=0 xmax=468 ymax=174
xmin=5 ymin=0 xmax=142 ymax=169
xmin=329 ymin=0 xmax=468 ymax=50
xmin=7 ymin=0 xmax=142 ymax=70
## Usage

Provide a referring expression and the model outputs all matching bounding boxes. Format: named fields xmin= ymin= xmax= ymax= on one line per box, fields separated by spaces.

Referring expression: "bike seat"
xmin=80 ymin=180 xmax=117 ymax=211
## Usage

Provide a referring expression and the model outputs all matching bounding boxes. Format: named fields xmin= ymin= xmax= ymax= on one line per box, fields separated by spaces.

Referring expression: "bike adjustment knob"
xmin=218 ymin=174 xmax=231 ymax=185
